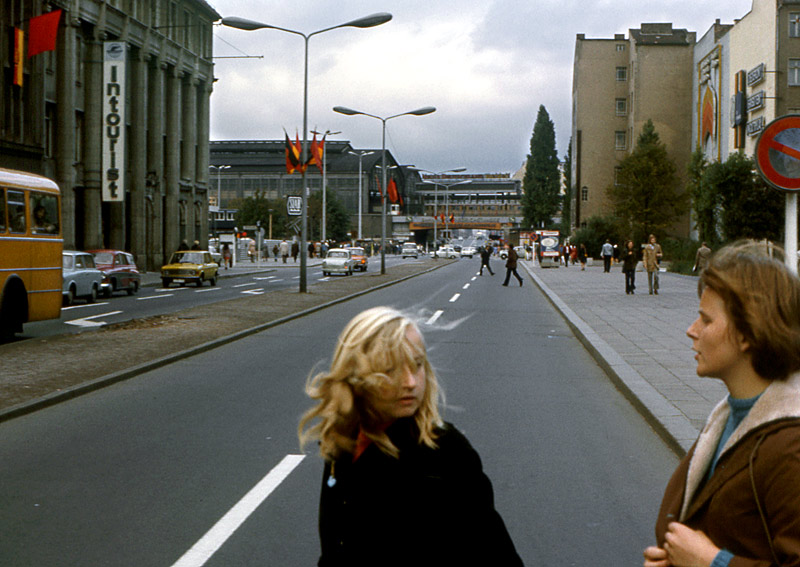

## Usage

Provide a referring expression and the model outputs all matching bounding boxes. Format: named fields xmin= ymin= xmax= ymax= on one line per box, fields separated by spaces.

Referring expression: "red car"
xmin=88 ymin=250 xmax=141 ymax=297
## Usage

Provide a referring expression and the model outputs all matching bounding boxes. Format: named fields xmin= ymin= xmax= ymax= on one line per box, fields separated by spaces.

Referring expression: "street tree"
xmin=308 ymin=190 xmax=351 ymax=243
xmin=686 ymin=150 xmax=718 ymax=245
xmin=560 ymin=138 xmax=572 ymax=235
xmin=607 ymin=119 xmax=689 ymax=243
xmin=232 ymin=190 xmax=289 ymax=238
xmin=522 ymin=105 xmax=561 ymax=229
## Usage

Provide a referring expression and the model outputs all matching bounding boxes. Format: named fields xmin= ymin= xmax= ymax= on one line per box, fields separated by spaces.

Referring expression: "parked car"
xmin=160 ymin=251 xmax=218 ymax=287
xmin=62 ymin=251 xmax=108 ymax=305
xmin=349 ymin=247 xmax=368 ymax=272
xmin=498 ymin=246 xmax=531 ymax=261
xmin=401 ymin=243 xmax=419 ymax=259
xmin=460 ymin=245 xmax=477 ymax=258
xmin=322 ymin=248 xmax=356 ymax=276
xmin=88 ymin=249 xmax=141 ymax=297
xmin=436 ymin=245 xmax=459 ymax=259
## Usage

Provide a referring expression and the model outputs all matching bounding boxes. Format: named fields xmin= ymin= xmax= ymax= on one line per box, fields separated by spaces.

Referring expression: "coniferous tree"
xmin=607 ymin=119 xmax=689 ymax=243
xmin=560 ymin=139 xmax=572 ymax=235
xmin=522 ymin=105 xmax=561 ymax=228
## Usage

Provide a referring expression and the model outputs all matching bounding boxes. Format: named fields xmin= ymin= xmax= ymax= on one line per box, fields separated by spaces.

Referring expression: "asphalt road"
xmin=16 ymin=255 xmax=416 ymax=340
xmin=0 ymin=259 xmax=678 ymax=566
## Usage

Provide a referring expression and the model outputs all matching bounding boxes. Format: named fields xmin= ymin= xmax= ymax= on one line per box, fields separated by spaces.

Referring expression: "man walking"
xmin=601 ymin=239 xmax=614 ymax=273
xmin=279 ymin=239 xmax=290 ymax=264
xmin=642 ymin=234 xmax=663 ymax=295
xmin=693 ymin=241 xmax=711 ymax=273
xmin=479 ymin=244 xmax=494 ymax=276
xmin=502 ymin=244 xmax=523 ymax=287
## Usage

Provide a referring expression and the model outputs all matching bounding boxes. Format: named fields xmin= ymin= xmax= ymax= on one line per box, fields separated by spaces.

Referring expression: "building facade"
xmin=572 ymin=23 xmax=696 ymax=237
xmin=1 ymin=0 xmax=218 ymax=270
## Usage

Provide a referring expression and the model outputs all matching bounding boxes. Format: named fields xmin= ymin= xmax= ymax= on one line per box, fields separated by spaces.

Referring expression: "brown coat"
xmin=654 ymin=373 xmax=800 ymax=566
xmin=505 ymin=247 xmax=518 ymax=269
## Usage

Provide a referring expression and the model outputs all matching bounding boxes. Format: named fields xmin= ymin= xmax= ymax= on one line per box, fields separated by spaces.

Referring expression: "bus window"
xmin=31 ymin=192 xmax=59 ymax=235
xmin=8 ymin=190 xmax=26 ymax=233
xmin=0 ymin=189 xmax=5 ymax=232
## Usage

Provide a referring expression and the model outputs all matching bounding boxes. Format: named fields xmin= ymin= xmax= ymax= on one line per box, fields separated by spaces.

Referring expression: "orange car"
xmin=349 ymin=247 xmax=368 ymax=272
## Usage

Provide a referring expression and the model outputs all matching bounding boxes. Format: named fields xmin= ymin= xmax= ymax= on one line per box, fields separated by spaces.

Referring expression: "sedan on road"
xmin=160 ymin=251 xmax=218 ymax=288
xmin=322 ymin=249 xmax=356 ymax=276
xmin=349 ymin=247 xmax=368 ymax=272
xmin=401 ymin=243 xmax=419 ymax=259
xmin=62 ymin=251 xmax=108 ymax=305
xmin=89 ymin=249 xmax=141 ymax=296
xmin=460 ymin=245 xmax=477 ymax=258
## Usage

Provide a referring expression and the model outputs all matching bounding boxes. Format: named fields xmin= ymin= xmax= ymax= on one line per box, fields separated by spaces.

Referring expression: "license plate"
xmin=173 ymin=278 xmax=185 ymax=283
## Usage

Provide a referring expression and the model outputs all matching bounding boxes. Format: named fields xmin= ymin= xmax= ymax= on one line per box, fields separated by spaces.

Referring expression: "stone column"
xmin=181 ymin=74 xmax=197 ymax=239
xmin=56 ymin=11 xmax=76 ymax=249
xmin=83 ymin=39 xmax=103 ymax=249
xmin=164 ymin=66 xmax=181 ymax=254
xmin=146 ymin=57 xmax=164 ymax=270
xmin=196 ymin=79 xmax=212 ymax=247
xmin=129 ymin=49 xmax=147 ymax=265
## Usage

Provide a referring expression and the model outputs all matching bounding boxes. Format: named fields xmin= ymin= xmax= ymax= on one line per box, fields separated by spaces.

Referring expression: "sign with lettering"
xmin=287 ymin=196 xmax=302 ymax=215
xmin=747 ymin=91 xmax=765 ymax=113
xmin=747 ymin=63 xmax=765 ymax=87
xmin=102 ymin=42 xmax=126 ymax=202
xmin=747 ymin=116 xmax=765 ymax=137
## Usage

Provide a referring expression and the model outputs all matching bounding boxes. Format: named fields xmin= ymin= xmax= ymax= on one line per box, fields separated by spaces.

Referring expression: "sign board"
xmin=755 ymin=115 xmax=800 ymax=191
xmin=287 ymin=196 xmax=302 ymax=216
xmin=102 ymin=42 xmax=126 ymax=202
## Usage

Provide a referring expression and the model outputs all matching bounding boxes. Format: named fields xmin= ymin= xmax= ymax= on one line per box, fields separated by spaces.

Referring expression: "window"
xmin=616 ymin=66 xmax=627 ymax=81
xmin=30 ymin=192 xmax=59 ymax=235
xmin=616 ymin=44 xmax=625 ymax=52
xmin=790 ymin=59 xmax=800 ymax=86
xmin=581 ymin=187 xmax=589 ymax=201
xmin=791 ymin=13 xmax=800 ymax=37
xmin=614 ymin=167 xmax=622 ymax=186
xmin=615 ymin=131 xmax=626 ymax=150
xmin=7 ymin=190 xmax=25 ymax=233
xmin=0 ymin=189 xmax=5 ymax=232
xmin=615 ymin=98 xmax=627 ymax=116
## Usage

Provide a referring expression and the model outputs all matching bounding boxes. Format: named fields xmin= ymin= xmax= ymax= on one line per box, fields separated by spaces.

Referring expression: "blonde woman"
xmin=299 ymin=306 xmax=523 ymax=567
xmin=644 ymin=241 xmax=800 ymax=567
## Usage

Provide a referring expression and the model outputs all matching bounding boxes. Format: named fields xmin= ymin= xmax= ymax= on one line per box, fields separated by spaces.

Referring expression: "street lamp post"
xmin=311 ymin=129 xmax=341 ymax=243
xmin=410 ymin=167 xmax=466 ymax=255
xmin=209 ymin=164 xmax=231 ymax=239
xmin=223 ymin=13 xmax=392 ymax=292
xmin=334 ymin=105 xmax=436 ymax=274
xmin=348 ymin=150 xmax=374 ymax=241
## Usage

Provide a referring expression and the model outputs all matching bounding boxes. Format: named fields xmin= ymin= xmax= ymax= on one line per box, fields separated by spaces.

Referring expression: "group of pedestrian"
xmin=620 ymin=234 xmax=664 ymax=296
xmin=298 ymin=239 xmax=800 ymax=567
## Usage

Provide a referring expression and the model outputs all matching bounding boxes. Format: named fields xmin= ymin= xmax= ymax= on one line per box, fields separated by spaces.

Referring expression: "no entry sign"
xmin=756 ymin=115 xmax=800 ymax=191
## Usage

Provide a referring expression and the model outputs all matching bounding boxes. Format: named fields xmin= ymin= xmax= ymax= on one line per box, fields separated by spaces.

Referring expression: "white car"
xmin=401 ymin=243 xmax=419 ymax=259
xmin=322 ymin=248 xmax=356 ymax=276
xmin=436 ymin=245 xmax=459 ymax=259
xmin=460 ymin=246 xmax=477 ymax=258
xmin=62 ymin=251 xmax=109 ymax=305
xmin=498 ymin=246 xmax=531 ymax=261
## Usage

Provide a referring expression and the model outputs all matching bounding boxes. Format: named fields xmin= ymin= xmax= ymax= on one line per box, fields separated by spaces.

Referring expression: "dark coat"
xmin=505 ymin=248 xmax=518 ymax=269
xmin=621 ymin=249 xmax=637 ymax=272
xmin=480 ymin=247 xmax=492 ymax=264
xmin=318 ymin=419 xmax=523 ymax=567
xmin=654 ymin=373 xmax=800 ymax=566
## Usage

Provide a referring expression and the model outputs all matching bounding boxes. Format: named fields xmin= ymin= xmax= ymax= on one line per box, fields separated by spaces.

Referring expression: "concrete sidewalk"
xmin=521 ymin=259 xmax=723 ymax=455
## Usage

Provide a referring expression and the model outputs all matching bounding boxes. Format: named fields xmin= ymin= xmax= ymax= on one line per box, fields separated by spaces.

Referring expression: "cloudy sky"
xmin=208 ymin=0 xmax=754 ymax=174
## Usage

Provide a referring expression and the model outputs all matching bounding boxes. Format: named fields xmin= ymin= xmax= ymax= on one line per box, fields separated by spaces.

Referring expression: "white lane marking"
xmin=426 ymin=310 xmax=444 ymax=325
xmin=449 ymin=293 xmax=460 ymax=302
xmin=462 ymin=283 xmax=470 ymax=290
xmin=171 ymin=454 xmax=306 ymax=567
xmin=471 ymin=276 xmax=477 ymax=281
xmin=61 ymin=302 xmax=110 ymax=311
xmin=195 ymin=287 xmax=222 ymax=293
xmin=253 ymin=276 xmax=276 ymax=281
xmin=157 ymin=287 xmax=190 ymax=293
xmin=270 ymin=279 xmax=284 ymax=283
xmin=138 ymin=294 xmax=174 ymax=301
xmin=233 ymin=282 xmax=257 ymax=288
xmin=293 ymin=276 xmax=300 ymax=279
xmin=65 ymin=310 xmax=123 ymax=327
xmin=241 ymin=288 xmax=265 ymax=295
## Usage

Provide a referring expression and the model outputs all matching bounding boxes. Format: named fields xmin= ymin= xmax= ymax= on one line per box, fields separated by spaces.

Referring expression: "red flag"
xmin=13 ymin=28 xmax=24 ymax=86
xmin=310 ymin=132 xmax=325 ymax=173
xmin=295 ymin=132 xmax=308 ymax=173
xmin=440 ymin=213 xmax=445 ymax=224
xmin=449 ymin=213 xmax=455 ymax=223
xmin=28 ymin=10 xmax=61 ymax=58
xmin=387 ymin=179 xmax=399 ymax=203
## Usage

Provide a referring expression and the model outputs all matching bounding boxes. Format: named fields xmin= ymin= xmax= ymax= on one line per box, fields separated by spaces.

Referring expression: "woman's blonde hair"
xmin=298 ymin=306 xmax=442 ymax=460
xmin=699 ymin=240 xmax=800 ymax=381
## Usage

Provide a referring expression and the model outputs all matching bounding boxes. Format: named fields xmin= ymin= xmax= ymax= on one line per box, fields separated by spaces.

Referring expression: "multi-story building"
xmin=1 ymin=0 xmax=218 ymax=270
xmin=571 ymin=23 xmax=696 ymax=236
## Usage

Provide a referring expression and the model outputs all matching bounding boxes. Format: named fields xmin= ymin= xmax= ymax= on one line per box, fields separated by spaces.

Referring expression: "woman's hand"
xmin=643 ymin=545 xmax=669 ymax=567
xmin=662 ymin=522 xmax=720 ymax=567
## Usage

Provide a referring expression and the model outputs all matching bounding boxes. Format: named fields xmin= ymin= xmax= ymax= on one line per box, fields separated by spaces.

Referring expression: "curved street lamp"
xmin=333 ymin=105 xmax=436 ymax=274
xmin=348 ymin=150 xmax=375 ymax=240
xmin=222 ymin=13 xmax=392 ymax=292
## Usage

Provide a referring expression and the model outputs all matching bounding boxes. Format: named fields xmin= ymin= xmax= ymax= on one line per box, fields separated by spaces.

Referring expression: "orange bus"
xmin=0 ymin=168 xmax=62 ymax=337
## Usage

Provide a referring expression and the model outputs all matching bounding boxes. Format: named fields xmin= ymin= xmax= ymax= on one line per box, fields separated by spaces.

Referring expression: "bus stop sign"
xmin=287 ymin=196 xmax=302 ymax=216
xmin=756 ymin=115 xmax=800 ymax=191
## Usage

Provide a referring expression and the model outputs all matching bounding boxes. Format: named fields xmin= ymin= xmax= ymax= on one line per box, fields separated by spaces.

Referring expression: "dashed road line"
xmin=449 ymin=293 xmax=460 ymax=302
xmin=195 ymin=287 xmax=222 ymax=293
xmin=426 ymin=310 xmax=444 ymax=325
xmin=138 ymin=294 xmax=173 ymax=301
xmin=233 ymin=282 xmax=257 ymax=288
xmin=462 ymin=283 xmax=470 ymax=290
xmin=61 ymin=302 xmax=110 ymax=311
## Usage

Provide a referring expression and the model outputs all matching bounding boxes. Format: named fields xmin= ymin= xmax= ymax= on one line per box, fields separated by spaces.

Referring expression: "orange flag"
xmin=387 ymin=179 xmax=399 ymax=203
xmin=28 ymin=10 xmax=61 ymax=58
xmin=13 ymin=28 xmax=24 ymax=86
xmin=310 ymin=132 xmax=326 ymax=173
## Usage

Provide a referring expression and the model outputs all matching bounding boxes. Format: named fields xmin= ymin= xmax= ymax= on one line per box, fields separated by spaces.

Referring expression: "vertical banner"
xmin=102 ymin=42 xmax=126 ymax=202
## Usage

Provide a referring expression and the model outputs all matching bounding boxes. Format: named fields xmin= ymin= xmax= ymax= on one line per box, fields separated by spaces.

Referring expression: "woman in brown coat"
xmin=644 ymin=241 xmax=800 ymax=567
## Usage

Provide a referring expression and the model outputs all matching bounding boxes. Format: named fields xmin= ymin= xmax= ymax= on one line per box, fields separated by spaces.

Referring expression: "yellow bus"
xmin=0 ymin=168 xmax=62 ymax=338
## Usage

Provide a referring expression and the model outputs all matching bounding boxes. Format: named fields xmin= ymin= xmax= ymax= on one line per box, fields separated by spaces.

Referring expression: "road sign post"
xmin=755 ymin=115 xmax=800 ymax=274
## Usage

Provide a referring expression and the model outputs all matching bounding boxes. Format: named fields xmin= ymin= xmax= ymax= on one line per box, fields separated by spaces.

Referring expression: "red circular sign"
xmin=756 ymin=115 xmax=800 ymax=191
